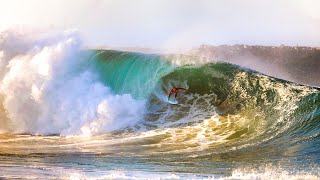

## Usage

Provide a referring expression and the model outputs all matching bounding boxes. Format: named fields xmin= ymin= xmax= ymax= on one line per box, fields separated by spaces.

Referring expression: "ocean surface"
xmin=0 ymin=31 xmax=319 ymax=179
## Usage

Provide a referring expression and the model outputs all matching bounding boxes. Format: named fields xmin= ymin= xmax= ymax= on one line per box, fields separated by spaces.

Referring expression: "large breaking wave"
xmin=0 ymin=29 xmax=319 ymax=158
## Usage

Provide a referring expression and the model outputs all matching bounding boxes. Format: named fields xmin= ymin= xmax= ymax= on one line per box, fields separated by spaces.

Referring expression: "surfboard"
xmin=168 ymin=99 xmax=178 ymax=105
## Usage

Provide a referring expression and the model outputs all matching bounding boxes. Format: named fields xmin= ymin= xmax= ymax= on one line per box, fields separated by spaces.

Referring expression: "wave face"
xmin=0 ymin=29 xmax=320 ymax=178
xmin=146 ymin=62 xmax=320 ymax=155
xmin=86 ymin=49 xmax=320 ymax=165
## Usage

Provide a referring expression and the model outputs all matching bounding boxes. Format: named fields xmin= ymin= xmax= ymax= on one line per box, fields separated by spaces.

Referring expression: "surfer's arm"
xmin=176 ymin=87 xmax=187 ymax=91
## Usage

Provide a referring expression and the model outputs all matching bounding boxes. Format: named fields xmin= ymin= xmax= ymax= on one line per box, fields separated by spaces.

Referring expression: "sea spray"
xmin=0 ymin=29 xmax=145 ymax=135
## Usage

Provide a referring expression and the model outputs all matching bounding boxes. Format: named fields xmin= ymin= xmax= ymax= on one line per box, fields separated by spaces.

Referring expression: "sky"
xmin=0 ymin=0 xmax=319 ymax=51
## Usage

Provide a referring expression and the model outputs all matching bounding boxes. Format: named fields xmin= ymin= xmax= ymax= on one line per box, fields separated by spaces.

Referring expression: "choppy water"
xmin=0 ymin=30 xmax=319 ymax=179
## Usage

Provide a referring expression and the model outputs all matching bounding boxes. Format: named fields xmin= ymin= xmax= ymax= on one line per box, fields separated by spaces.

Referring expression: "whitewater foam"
xmin=0 ymin=28 xmax=145 ymax=135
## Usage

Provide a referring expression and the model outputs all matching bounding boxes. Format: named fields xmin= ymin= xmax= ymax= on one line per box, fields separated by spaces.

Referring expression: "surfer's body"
xmin=168 ymin=87 xmax=187 ymax=101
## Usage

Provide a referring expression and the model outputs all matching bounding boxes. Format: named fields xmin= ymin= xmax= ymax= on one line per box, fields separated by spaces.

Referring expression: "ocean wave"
xmin=0 ymin=28 xmax=320 ymax=158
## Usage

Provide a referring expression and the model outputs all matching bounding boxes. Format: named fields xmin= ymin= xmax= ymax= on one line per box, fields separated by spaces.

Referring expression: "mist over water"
xmin=189 ymin=44 xmax=320 ymax=88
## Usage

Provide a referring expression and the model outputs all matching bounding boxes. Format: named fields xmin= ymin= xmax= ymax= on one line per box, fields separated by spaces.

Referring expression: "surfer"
xmin=168 ymin=87 xmax=187 ymax=101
